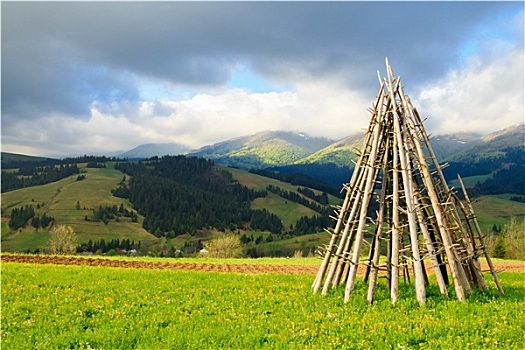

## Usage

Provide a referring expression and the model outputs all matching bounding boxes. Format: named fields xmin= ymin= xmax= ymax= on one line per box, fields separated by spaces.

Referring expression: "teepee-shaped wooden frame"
xmin=312 ymin=58 xmax=503 ymax=305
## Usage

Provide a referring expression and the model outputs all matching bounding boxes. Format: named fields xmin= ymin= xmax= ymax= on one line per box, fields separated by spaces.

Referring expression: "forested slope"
xmin=113 ymin=156 xmax=282 ymax=237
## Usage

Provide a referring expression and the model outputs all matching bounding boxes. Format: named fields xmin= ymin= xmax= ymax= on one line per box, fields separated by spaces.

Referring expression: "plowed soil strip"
xmin=2 ymin=255 xmax=523 ymax=275
xmin=1 ymin=255 xmax=320 ymax=275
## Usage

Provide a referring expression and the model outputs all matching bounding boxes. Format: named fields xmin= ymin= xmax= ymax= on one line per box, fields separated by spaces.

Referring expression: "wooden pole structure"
xmin=457 ymin=175 xmax=504 ymax=295
xmin=312 ymin=58 xmax=501 ymax=305
xmin=366 ymin=151 xmax=389 ymax=304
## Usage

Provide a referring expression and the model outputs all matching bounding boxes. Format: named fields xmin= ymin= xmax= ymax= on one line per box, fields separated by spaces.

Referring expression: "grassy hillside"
xmin=226 ymin=166 xmax=340 ymax=228
xmin=2 ymin=161 xmax=522 ymax=256
xmin=1 ymin=152 xmax=51 ymax=164
xmin=298 ymin=134 xmax=361 ymax=167
xmin=1 ymin=163 xmax=157 ymax=252
xmin=1 ymin=163 xmax=337 ymax=254
xmin=471 ymin=194 xmax=525 ymax=231
xmin=190 ymin=131 xmax=333 ymax=168
xmin=226 ymin=166 xmax=340 ymax=205
xmin=448 ymin=174 xmax=494 ymax=188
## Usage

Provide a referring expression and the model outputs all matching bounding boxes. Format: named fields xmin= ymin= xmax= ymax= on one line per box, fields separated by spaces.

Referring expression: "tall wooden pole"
xmin=366 ymin=151 xmax=389 ymax=304
xmin=399 ymin=91 xmax=469 ymax=301
xmin=385 ymin=69 xmax=426 ymax=305
xmin=458 ymin=175 xmax=504 ymax=295
xmin=344 ymin=111 xmax=387 ymax=302
xmin=390 ymin=126 xmax=401 ymax=305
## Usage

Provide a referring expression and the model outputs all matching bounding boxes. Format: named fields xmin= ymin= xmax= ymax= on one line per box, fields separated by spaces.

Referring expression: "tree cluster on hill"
xmin=86 ymin=162 xmax=106 ymax=168
xmin=510 ymin=195 xmax=525 ymax=203
xmin=249 ymin=209 xmax=283 ymax=234
xmin=444 ymin=147 xmax=523 ymax=178
xmin=63 ymin=155 xmax=126 ymax=164
xmin=1 ymin=164 xmax=81 ymax=193
xmin=8 ymin=204 xmax=55 ymax=231
xmin=485 ymin=217 xmax=525 ymax=260
xmin=31 ymin=213 xmax=54 ymax=230
xmin=250 ymin=167 xmax=344 ymax=197
xmin=266 ymin=185 xmax=327 ymax=214
xmin=85 ymin=204 xmax=138 ymax=224
xmin=289 ymin=215 xmax=330 ymax=236
xmin=77 ymin=238 xmax=140 ymax=254
xmin=1 ymin=156 xmax=60 ymax=170
xmin=9 ymin=205 xmax=35 ymax=230
xmin=296 ymin=187 xmax=329 ymax=205
xmin=240 ymin=233 xmax=272 ymax=245
xmin=468 ymin=164 xmax=525 ymax=196
xmin=114 ymin=156 xmax=278 ymax=237
xmin=1 ymin=154 xmax=125 ymax=170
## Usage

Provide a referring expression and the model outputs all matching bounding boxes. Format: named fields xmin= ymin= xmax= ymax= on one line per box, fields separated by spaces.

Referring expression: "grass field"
xmin=2 ymin=261 xmax=524 ymax=349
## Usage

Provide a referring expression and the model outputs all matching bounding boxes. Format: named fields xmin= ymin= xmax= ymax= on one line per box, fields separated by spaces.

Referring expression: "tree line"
xmin=1 ymin=154 xmax=126 ymax=170
xmin=85 ymin=204 xmax=138 ymax=224
xmin=1 ymin=164 xmax=80 ymax=193
xmin=297 ymin=186 xmax=329 ymax=205
xmin=250 ymin=167 xmax=343 ymax=197
xmin=77 ymin=238 xmax=141 ymax=254
xmin=8 ymin=204 xmax=54 ymax=230
xmin=468 ymin=163 xmax=525 ymax=197
xmin=266 ymin=184 xmax=327 ymax=214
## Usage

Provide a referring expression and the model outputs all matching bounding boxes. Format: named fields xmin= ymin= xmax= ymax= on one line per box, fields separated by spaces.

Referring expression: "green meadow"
xmin=2 ymin=261 xmax=524 ymax=349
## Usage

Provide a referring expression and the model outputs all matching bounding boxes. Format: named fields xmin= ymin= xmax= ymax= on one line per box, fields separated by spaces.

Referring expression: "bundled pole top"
xmin=312 ymin=58 xmax=503 ymax=305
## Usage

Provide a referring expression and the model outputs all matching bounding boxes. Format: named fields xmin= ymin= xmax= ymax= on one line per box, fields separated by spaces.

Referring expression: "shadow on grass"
xmin=329 ymin=273 xmax=524 ymax=308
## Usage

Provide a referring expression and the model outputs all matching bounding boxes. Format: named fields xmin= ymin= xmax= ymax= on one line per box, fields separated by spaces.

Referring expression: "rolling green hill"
xmin=1 ymin=162 xmax=337 ymax=255
xmin=1 ymin=163 xmax=158 ymax=252
xmin=189 ymin=131 xmax=334 ymax=168
xmin=1 ymin=152 xmax=58 ymax=170
xmin=297 ymin=133 xmax=362 ymax=167
xmin=2 ymin=153 xmax=523 ymax=256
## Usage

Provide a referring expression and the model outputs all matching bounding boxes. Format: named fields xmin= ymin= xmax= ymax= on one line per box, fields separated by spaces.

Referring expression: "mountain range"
xmin=109 ymin=123 xmax=523 ymax=169
xmin=119 ymin=143 xmax=190 ymax=160
xmin=3 ymin=123 xmax=523 ymax=174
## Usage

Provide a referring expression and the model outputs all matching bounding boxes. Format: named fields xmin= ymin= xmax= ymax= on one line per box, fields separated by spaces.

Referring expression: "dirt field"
xmin=2 ymin=254 xmax=523 ymax=275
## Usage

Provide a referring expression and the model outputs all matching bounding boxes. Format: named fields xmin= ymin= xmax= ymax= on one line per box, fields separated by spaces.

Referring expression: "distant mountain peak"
xmin=189 ymin=130 xmax=334 ymax=168
xmin=119 ymin=142 xmax=190 ymax=159
xmin=482 ymin=122 xmax=524 ymax=144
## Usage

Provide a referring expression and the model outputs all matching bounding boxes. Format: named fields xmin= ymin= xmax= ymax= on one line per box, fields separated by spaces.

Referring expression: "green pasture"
xmin=448 ymin=173 xmax=493 ymax=189
xmin=1 ymin=164 xmax=156 ymax=252
xmin=226 ymin=166 xmax=341 ymax=206
xmin=2 ymin=262 xmax=524 ymax=349
xmin=252 ymin=193 xmax=319 ymax=229
xmin=472 ymin=195 xmax=525 ymax=231
xmin=256 ymin=233 xmax=329 ymax=256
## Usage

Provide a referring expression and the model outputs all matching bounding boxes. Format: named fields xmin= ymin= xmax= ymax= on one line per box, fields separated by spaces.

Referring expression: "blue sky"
xmin=1 ymin=1 xmax=523 ymax=157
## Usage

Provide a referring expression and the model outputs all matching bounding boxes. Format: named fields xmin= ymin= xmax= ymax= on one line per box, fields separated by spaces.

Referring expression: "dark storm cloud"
xmin=1 ymin=1 xmax=522 ymax=157
xmin=2 ymin=1 xmax=516 ymax=119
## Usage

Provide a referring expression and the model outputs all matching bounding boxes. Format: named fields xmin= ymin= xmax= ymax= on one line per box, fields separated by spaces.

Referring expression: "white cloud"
xmin=3 ymin=2 xmax=523 ymax=157
xmin=109 ymin=78 xmax=371 ymax=151
xmin=415 ymin=45 xmax=524 ymax=135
